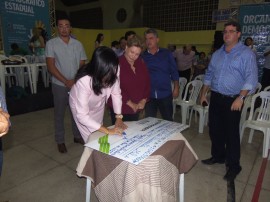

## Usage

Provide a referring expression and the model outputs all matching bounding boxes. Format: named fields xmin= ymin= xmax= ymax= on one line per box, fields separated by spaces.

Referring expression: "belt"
xmin=211 ymin=91 xmax=238 ymax=99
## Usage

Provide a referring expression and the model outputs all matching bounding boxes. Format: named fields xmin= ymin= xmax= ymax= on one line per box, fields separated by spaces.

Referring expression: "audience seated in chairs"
xmin=191 ymin=51 xmax=208 ymax=81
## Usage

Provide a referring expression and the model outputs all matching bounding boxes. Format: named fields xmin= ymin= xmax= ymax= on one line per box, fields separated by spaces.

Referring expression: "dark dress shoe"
xmin=74 ymin=137 xmax=85 ymax=145
xmin=201 ymin=157 xmax=225 ymax=165
xmin=57 ymin=143 xmax=67 ymax=153
xmin=223 ymin=166 xmax=242 ymax=181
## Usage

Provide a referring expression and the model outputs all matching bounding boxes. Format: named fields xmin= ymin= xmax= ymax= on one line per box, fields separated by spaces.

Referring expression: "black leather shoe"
xmin=201 ymin=157 xmax=225 ymax=165
xmin=57 ymin=143 xmax=67 ymax=153
xmin=74 ymin=137 xmax=85 ymax=145
xmin=223 ymin=166 xmax=242 ymax=181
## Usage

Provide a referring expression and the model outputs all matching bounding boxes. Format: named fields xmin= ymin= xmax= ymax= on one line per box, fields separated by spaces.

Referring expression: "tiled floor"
xmin=0 ymin=107 xmax=269 ymax=202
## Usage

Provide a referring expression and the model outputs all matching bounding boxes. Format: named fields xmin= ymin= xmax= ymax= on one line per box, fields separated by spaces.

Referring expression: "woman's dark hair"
xmin=75 ymin=46 xmax=119 ymax=95
xmin=95 ymin=33 xmax=104 ymax=44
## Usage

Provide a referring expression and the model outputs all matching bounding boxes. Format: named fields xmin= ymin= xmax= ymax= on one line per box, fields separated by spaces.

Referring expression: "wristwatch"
xmin=115 ymin=114 xmax=123 ymax=119
xmin=239 ymin=95 xmax=245 ymax=101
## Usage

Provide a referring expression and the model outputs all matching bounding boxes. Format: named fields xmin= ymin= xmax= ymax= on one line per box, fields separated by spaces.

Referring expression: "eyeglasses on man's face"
xmin=223 ymin=30 xmax=238 ymax=34
xmin=58 ymin=25 xmax=71 ymax=30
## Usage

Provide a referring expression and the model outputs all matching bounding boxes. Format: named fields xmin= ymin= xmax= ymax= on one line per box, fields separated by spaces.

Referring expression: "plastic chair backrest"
xmin=249 ymin=91 xmax=270 ymax=122
xmin=25 ymin=55 xmax=35 ymax=63
xmin=194 ymin=74 xmax=204 ymax=81
xmin=264 ymin=86 xmax=270 ymax=91
xmin=255 ymin=82 xmax=262 ymax=93
xmin=244 ymin=82 xmax=262 ymax=105
xmin=12 ymin=55 xmax=29 ymax=63
xmin=179 ymin=77 xmax=187 ymax=100
xmin=183 ymin=80 xmax=203 ymax=102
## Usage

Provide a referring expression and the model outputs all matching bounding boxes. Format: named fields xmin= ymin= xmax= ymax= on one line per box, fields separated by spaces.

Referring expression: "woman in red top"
xmin=108 ymin=35 xmax=150 ymax=124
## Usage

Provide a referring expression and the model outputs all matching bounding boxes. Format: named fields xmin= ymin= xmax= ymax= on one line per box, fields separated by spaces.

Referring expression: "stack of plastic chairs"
xmin=176 ymin=80 xmax=203 ymax=125
xmin=172 ymin=77 xmax=187 ymax=120
xmin=189 ymin=90 xmax=210 ymax=133
xmin=240 ymin=91 xmax=270 ymax=158
xmin=239 ymin=82 xmax=262 ymax=133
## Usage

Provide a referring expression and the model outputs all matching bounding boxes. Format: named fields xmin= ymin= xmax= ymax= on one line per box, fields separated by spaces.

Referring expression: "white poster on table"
xmin=85 ymin=117 xmax=189 ymax=165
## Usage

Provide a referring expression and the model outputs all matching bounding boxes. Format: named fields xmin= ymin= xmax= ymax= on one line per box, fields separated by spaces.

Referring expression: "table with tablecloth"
xmin=76 ymin=120 xmax=198 ymax=202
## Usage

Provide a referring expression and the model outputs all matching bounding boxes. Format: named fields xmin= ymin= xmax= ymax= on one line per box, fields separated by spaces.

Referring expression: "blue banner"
xmin=0 ymin=0 xmax=51 ymax=56
xmin=239 ymin=4 xmax=270 ymax=80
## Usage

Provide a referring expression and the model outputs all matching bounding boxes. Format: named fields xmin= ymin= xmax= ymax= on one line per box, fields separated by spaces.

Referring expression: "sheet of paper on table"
xmin=85 ymin=117 xmax=189 ymax=165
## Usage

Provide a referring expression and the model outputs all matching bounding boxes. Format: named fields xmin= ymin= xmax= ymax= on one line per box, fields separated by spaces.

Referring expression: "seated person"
xmin=9 ymin=43 xmax=28 ymax=56
xmin=192 ymin=51 xmax=208 ymax=80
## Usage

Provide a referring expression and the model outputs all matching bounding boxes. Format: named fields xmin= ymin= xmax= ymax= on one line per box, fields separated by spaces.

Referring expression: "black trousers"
xmin=179 ymin=69 xmax=191 ymax=99
xmin=145 ymin=95 xmax=173 ymax=121
xmin=209 ymin=91 xmax=241 ymax=170
xmin=178 ymin=69 xmax=191 ymax=83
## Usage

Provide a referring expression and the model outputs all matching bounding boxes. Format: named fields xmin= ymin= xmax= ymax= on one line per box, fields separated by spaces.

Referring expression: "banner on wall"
xmin=239 ymin=4 xmax=270 ymax=80
xmin=0 ymin=0 xmax=51 ymax=56
xmin=212 ymin=8 xmax=238 ymax=23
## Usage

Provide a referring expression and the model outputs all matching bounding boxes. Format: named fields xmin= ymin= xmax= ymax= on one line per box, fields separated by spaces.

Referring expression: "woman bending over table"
xmin=69 ymin=47 xmax=127 ymax=143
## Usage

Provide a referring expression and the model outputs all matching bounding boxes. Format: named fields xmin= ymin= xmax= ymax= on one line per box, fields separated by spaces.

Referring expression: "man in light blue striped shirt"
xmin=200 ymin=21 xmax=258 ymax=181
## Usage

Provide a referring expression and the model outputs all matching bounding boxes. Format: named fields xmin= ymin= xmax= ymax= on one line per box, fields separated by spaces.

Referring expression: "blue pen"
xmin=122 ymin=131 xmax=127 ymax=139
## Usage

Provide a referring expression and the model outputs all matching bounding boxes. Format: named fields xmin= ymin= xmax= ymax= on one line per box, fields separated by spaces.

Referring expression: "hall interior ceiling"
xmin=60 ymin=0 xmax=98 ymax=6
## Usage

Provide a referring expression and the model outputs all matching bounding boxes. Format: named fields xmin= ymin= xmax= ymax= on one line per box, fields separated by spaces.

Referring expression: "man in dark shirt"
xmin=142 ymin=28 xmax=179 ymax=121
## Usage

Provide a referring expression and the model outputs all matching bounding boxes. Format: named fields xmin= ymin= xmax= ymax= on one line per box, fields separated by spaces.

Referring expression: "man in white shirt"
xmin=45 ymin=16 xmax=87 ymax=153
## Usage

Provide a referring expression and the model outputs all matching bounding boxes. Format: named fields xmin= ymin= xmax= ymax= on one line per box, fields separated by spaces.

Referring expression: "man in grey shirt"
xmin=45 ymin=16 xmax=87 ymax=153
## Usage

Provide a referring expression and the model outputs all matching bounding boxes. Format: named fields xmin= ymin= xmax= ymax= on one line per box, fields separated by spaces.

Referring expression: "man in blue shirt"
xmin=200 ymin=21 xmax=258 ymax=181
xmin=142 ymin=28 xmax=179 ymax=121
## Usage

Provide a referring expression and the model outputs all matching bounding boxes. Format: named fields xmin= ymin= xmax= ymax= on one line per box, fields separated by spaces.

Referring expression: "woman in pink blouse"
xmin=108 ymin=35 xmax=151 ymax=124
xmin=69 ymin=47 xmax=127 ymax=143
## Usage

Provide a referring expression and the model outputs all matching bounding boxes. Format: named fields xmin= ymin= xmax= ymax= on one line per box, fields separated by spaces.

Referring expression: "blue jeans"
xmin=145 ymin=95 xmax=173 ymax=121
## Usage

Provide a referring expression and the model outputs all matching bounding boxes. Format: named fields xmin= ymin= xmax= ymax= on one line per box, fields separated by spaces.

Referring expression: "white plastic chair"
xmin=0 ymin=54 xmax=19 ymax=87
xmin=172 ymin=77 xmax=187 ymax=120
xmin=239 ymin=82 xmax=262 ymax=133
xmin=240 ymin=91 xmax=270 ymax=158
xmin=11 ymin=55 xmax=32 ymax=88
xmin=25 ymin=55 xmax=49 ymax=88
xmin=189 ymin=91 xmax=210 ymax=133
xmin=248 ymin=85 xmax=270 ymax=142
xmin=176 ymin=80 xmax=203 ymax=125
